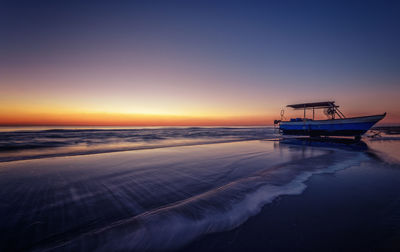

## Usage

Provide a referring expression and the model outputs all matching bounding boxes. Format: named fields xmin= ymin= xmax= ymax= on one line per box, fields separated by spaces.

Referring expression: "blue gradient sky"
xmin=1 ymin=0 xmax=399 ymax=125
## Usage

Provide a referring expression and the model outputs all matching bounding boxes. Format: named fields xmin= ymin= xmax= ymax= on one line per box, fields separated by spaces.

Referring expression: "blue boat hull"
xmin=279 ymin=114 xmax=386 ymax=137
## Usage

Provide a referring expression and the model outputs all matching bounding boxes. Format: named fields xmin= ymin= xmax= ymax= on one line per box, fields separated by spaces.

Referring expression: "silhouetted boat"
xmin=274 ymin=101 xmax=386 ymax=141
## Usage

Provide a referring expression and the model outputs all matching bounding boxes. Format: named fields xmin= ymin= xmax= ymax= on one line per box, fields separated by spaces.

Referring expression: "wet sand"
xmin=182 ymin=139 xmax=400 ymax=251
xmin=0 ymin=132 xmax=399 ymax=251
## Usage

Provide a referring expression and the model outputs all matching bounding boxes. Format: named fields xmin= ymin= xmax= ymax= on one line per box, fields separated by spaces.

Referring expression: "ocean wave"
xmin=31 ymin=149 xmax=367 ymax=251
xmin=0 ymin=127 xmax=277 ymax=162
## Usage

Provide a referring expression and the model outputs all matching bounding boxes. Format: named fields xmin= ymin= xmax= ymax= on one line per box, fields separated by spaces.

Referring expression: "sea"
xmin=0 ymin=126 xmax=399 ymax=251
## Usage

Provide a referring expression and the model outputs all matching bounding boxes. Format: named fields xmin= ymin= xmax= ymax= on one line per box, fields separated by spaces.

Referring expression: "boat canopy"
xmin=286 ymin=101 xmax=337 ymax=109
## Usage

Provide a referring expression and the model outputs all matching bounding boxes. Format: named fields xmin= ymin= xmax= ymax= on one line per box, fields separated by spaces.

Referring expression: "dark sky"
xmin=1 ymin=0 xmax=400 ymax=124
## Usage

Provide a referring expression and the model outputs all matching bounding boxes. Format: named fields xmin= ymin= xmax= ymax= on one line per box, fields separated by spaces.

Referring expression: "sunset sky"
xmin=1 ymin=0 xmax=399 ymax=126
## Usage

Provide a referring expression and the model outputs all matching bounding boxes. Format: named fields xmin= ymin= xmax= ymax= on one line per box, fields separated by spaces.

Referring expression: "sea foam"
xmin=30 ymin=147 xmax=367 ymax=251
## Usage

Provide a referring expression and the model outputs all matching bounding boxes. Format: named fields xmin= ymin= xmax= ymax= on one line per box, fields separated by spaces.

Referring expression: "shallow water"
xmin=0 ymin=127 xmax=399 ymax=251
xmin=0 ymin=127 xmax=276 ymax=162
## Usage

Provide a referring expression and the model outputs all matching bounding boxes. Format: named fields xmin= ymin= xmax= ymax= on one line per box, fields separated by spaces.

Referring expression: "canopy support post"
xmin=336 ymin=108 xmax=346 ymax=118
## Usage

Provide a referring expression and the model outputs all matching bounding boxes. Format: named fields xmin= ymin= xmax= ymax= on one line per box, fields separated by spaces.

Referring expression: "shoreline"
xmin=1 ymin=132 xmax=399 ymax=251
xmin=180 ymin=153 xmax=400 ymax=251
xmin=0 ymin=138 xmax=278 ymax=163
xmin=0 ymin=139 xmax=359 ymax=251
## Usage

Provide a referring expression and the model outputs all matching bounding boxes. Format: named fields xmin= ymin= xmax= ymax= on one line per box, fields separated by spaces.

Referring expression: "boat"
xmin=274 ymin=101 xmax=386 ymax=140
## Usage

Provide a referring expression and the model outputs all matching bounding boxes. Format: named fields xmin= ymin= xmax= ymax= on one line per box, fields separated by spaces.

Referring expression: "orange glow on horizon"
xmin=1 ymin=109 xmax=399 ymax=126
xmin=1 ymin=79 xmax=399 ymax=126
xmin=0 ymin=110 xmax=274 ymax=126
